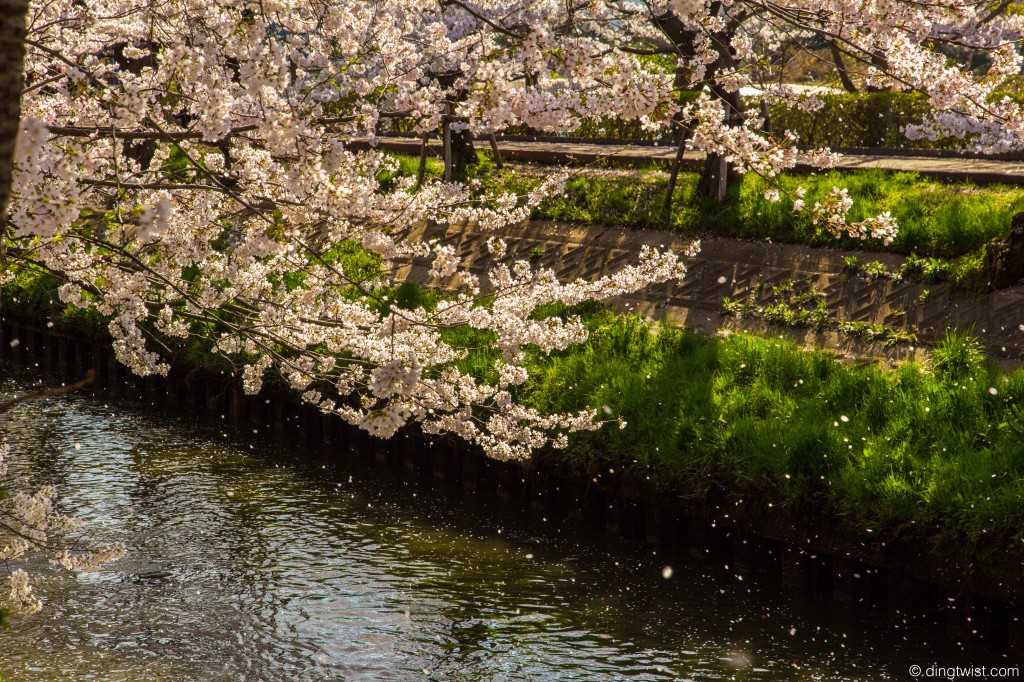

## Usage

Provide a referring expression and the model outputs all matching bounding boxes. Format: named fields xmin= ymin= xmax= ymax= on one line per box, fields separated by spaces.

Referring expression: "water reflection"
xmin=0 ymin=378 xmax=992 ymax=680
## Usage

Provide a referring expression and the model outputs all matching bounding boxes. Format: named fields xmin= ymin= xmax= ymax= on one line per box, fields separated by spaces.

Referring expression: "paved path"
xmin=365 ymin=137 xmax=1024 ymax=185
xmin=396 ymin=220 xmax=1024 ymax=365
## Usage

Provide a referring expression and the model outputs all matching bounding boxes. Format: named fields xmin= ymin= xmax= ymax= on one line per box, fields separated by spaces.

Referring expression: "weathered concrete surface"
xmin=395 ymin=220 xmax=1024 ymax=364
xmin=361 ymin=136 xmax=1024 ymax=185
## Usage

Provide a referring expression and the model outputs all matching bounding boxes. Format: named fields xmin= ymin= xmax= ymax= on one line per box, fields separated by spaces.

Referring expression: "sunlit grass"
xmin=517 ymin=305 xmax=1024 ymax=547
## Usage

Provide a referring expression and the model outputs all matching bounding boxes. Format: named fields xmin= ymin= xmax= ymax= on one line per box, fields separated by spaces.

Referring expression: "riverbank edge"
xmin=2 ymin=313 xmax=1021 ymax=655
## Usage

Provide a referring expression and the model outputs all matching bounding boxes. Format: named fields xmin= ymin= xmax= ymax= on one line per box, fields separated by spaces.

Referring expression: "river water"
xmin=0 ymin=377 xmax=994 ymax=680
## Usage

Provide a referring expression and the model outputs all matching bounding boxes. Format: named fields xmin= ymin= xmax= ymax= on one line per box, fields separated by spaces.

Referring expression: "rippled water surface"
xmin=0 ymin=377 xmax=987 ymax=680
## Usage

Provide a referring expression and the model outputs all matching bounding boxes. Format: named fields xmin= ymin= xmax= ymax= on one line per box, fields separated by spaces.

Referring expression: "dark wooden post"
xmin=442 ymin=116 xmax=452 ymax=182
xmin=416 ymin=133 xmax=429 ymax=189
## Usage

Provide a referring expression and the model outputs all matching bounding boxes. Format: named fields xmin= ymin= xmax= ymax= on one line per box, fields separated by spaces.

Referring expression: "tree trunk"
xmin=655 ymin=5 xmax=746 ymax=202
xmin=695 ymin=86 xmax=745 ymax=201
xmin=829 ymin=41 xmax=858 ymax=93
xmin=0 ymin=0 xmax=28 ymax=312
xmin=415 ymin=133 xmax=429 ymax=190
xmin=443 ymin=119 xmax=452 ymax=182
xmin=663 ymin=120 xmax=691 ymax=218
xmin=866 ymin=51 xmax=890 ymax=92
xmin=759 ymin=98 xmax=772 ymax=136
xmin=487 ymin=132 xmax=503 ymax=169
xmin=432 ymin=70 xmax=478 ymax=181
xmin=696 ymin=153 xmax=737 ymax=201
xmin=698 ymin=11 xmax=748 ymax=201
xmin=442 ymin=119 xmax=478 ymax=181
xmin=663 ymin=61 xmax=697 ymax=218
xmin=0 ymin=0 xmax=29 ymax=226
xmin=449 ymin=125 xmax=478 ymax=179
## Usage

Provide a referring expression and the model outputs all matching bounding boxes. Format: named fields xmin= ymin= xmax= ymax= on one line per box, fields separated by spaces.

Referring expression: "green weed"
xmin=930 ymin=327 xmax=985 ymax=383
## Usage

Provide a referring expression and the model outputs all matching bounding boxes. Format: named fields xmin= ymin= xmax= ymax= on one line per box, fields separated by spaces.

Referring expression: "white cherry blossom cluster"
xmin=811 ymin=188 xmax=899 ymax=245
xmin=651 ymin=0 xmax=1020 ymax=238
xmin=0 ymin=442 xmax=126 ymax=617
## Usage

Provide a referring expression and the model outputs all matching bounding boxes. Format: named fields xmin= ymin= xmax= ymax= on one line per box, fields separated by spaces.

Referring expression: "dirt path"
xmin=396 ymin=220 xmax=1024 ymax=365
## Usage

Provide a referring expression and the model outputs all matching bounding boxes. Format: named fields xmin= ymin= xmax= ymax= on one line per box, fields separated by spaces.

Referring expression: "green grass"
xmin=377 ymin=153 xmax=445 ymax=189
xmin=516 ymin=306 xmax=1024 ymax=548
xmin=730 ymin=172 xmax=1024 ymax=258
xmin=383 ymin=151 xmax=1024 ymax=260
xmin=720 ymin=279 xmax=918 ymax=346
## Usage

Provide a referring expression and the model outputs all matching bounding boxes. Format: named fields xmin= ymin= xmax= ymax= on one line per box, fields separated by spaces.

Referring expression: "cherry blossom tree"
xmin=8 ymin=0 xmax=691 ymax=463
xmin=3 ymin=0 xmax=1021 ymax=468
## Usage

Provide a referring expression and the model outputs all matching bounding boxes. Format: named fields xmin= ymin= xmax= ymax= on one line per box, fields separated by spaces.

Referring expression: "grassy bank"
xmin=389 ymin=152 xmax=1024 ymax=263
xmin=515 ymin=305 xmax=1024 ymax=550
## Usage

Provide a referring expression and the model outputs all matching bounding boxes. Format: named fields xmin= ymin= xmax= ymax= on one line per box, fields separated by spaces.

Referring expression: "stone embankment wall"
xmin=396 ymin=220 xmax=1024 ymax=365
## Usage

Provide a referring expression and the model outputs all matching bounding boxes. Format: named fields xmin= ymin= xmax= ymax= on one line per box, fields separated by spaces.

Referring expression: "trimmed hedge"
xmin=769 ymin=90 xmax=1022 ymax=149
xmin=768 ymin=91 xmax=936 ymax=149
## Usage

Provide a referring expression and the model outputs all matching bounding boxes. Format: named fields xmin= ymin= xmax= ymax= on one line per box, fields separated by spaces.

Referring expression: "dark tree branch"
xmin=0 ymin=370 xmax=96 ymax=416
